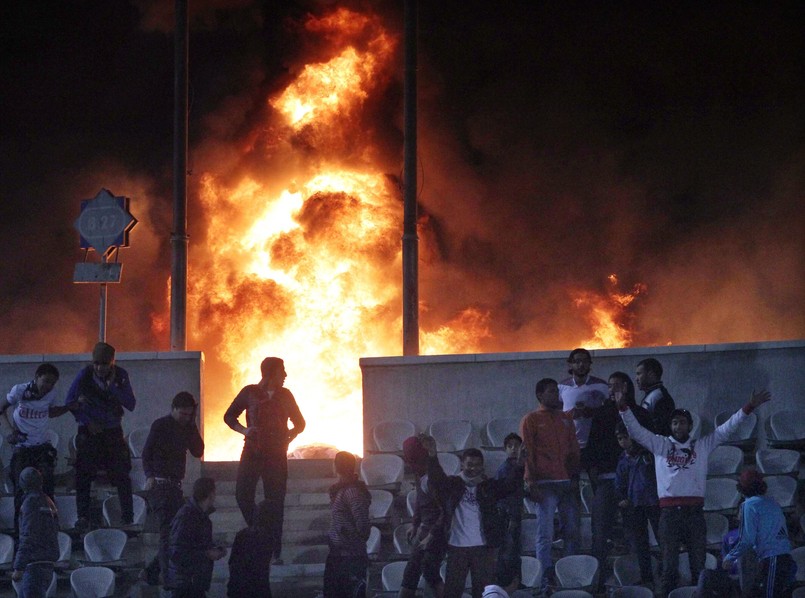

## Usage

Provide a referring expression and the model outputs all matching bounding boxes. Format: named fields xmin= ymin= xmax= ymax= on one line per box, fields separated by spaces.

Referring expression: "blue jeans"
xmin=20 ymin=563 xmax=53 ymax=598
xmin=527 ymin=481 xmax=579 ymax=575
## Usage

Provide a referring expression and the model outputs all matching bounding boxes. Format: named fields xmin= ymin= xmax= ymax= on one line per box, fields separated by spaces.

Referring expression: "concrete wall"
xmin=360 ymin=340 xmax=805 ymax=451
xmin=0 ymin=351 xmax=204 ymax=483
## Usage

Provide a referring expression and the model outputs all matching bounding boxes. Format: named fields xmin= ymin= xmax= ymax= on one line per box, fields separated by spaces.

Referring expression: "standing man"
xmin=224 ymin=356 xmax=305 ymax=564
xmin=558 ymin=348 xmax=609 ymax=467
xmin=142 ymin=391 xmax=205 ymax=586
xmin=0 ymin=363 xmax=75 ymax=520
xmin=65 ymin=342 xmax=136 ymax=531
xmin=166 ymin=477 xmax=227 ymax=598
xmin=635 ymin=357 xmax=675 ymax=436
xmin=520 ymin=377 xmax=581 ymax=594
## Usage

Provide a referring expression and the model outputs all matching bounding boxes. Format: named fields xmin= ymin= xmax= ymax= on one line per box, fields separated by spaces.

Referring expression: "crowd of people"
xmin=0 ymin=344 xmax=799 ymax=598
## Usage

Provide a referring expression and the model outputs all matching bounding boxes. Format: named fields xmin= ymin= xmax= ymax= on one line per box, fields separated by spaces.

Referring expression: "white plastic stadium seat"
xmin=792 ymin=546 xmax=805 ymax=582
xmin=756 ymin=449 xmax=800 ymax=476
xmin=360 ymin=454 xmax=405 ymax=487
xmin=0 ymin=497 xmax=15 ymax=531
xmin=764 ymin=475 xmax=797 ymax=509
xmin=714 ymin=410 xmax=757 ymax=445
xmin=0 ymin=533 xmax=14 ymax=565
xmin=368 ymin=489 xmax=393 ymax=520
xmin=84 ymin=528 xmax=127 ymax=562
xmin=554 ymin=554 xmax=599 ymax=590
xmin=580 ymin=482 xmax=594 ymax=515
xmin=770 ymin=410 xmax=805 ymax=442
xmin=612 ymin=554 xmax=641 ymax=587
xmin=406 ymin=488 xmax=416 ymax=517
xmin=523 ymin=497 xmax=538 ymax=515
xmin=102 ymin=494 xmax=147 ymax=527
xmin=366 ymin=525 xmax=381 ymax=555
xmin=611 ymin=587 xmax=654 ymax=598
xmin=381 ymin=561 xmax=409 ymax=591
xmin=481 ymin=449 xmax=508 ymax=478
xmin=54 ymin=495 xmax=78 ymax=531
xmin=437 ymin=452 xmax=461 ymax=476
xmin=428 ymin=419 xmax=472 ymax=452
xmin=520 ymin=555 xmax=543 ymax=589
xmin=129 ymin=458 xmax=149 ymax=491
xmin=372 ymin=420 xmax=415 ymax=452
xmin=393 ymin=522 xmax=412 ymax=555
xmin=707 ymin=445 xmax=744 ymax=476
xmin=486 ymin=417 xmax=521 ymax=447
xmin=550 ymin=591 xmax=594 ymax=597
xmin=678 ymin=551 xmax=717 ymax=585
xmin=127 ymin=426 xmax=151 ymax=458
xmin=70 ymin=566 xmax=115 ymax=597
xmin=667 ymin=587 xmax=697 ymax=598
xmin=57 ymin=530 xmax=72 ymax=565
xmin=13 ymin=571 xmax=57 ymax=597
xmin=704 ymin=478 xmax=740 ymax=512
xmin=704 ymin=513 xmax=729 ymax=547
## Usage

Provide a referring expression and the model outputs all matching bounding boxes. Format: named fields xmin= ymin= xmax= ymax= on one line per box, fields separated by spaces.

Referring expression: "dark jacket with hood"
xmin=427 ymin=455 xmax=523 ymax=548
xmin=14 ymin=468 xmax=59 ymax=571
xmin=166 ymin=497 xmax=215 ymax=591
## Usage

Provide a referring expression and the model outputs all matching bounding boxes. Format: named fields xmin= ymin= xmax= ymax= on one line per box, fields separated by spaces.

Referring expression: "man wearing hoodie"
xmin=12 ymin=467 xmax=59 ymax=598
xmin=425 ymin=438 xmax=524 ymax=598
xmin=166 ymin=477 xmax=227 ymax=598
xmin=617 ymin=388 xmax=772 ymax=597
xmin=323 ymin=451 xmax=371 ymax=598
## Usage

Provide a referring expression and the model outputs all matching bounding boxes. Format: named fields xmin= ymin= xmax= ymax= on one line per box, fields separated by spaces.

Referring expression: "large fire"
xmin=185 ymin=8 xmax=642 ymax=460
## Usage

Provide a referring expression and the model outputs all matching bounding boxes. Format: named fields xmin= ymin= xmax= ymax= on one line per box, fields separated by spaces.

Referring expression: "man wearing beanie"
xmin=721 ymin=469 xmax=797 ymax=597
xmin=12 ymin=467 xmax=60 ymax=597
xmin=65 ymin=341 xmax=137 ymax=531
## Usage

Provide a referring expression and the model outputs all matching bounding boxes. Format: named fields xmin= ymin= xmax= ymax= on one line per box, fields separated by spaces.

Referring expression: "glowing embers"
xmin=574 ymin=274 xmax=646 ymax=349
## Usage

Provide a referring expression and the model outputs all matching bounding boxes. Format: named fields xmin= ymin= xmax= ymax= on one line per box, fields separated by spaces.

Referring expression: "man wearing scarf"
xmin=425 ymin=438 xmax=524 ymax=598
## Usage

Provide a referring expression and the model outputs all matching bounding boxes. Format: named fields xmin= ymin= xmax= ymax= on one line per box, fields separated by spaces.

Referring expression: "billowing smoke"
xmin=1 ymin=1 xmax=802 ymax=457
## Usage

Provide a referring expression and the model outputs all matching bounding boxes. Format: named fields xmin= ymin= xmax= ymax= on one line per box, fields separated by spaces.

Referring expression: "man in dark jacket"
xmin=223 ymin=356 xmax=305 ymax=563
xmin=166 ymin=477 xmax=227 ymax=598
xmin=227 ymin=500 xmax=275 ymax=598
xmin=65 ymin=341 xmax=137 ymax=531
xmin=635 ymin=358 xmax=675 ymax=437
xmin=142 ymin=391 xmax=205 ymax=585
xmin=12 ymin=467 xmax=59 ymax=598
xmin=425 ymin=438 xmax=524 ymax=598
xmin=585 ymin=371 xmax=653 ymax=586
xmin=323 ymin=451 xmax=371 ymax=598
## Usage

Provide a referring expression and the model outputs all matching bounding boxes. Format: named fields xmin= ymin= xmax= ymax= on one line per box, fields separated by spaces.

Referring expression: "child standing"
xmin=495 ymin=433 xmax=524 ymax=594
xmin=614 ymin=421 xmax=660 ymax=586
xmin=617 ymin=388 xmax=772 ymax=597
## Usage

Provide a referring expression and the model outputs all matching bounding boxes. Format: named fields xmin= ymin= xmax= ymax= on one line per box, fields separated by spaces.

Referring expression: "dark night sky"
xmin=0 ymin=0 xmax=803 ymax=354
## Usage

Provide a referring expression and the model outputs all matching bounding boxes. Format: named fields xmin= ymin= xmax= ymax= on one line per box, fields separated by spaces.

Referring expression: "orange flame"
xmin=574 ymin=274 xmax=646 ymax=349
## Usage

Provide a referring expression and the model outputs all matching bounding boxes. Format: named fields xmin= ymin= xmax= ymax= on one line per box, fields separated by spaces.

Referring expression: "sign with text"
xmin=75 ymin=188 xmax=137 ymax=256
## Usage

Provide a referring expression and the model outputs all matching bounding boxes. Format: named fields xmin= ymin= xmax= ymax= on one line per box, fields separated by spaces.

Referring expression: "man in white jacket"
xmin=616 ymin=388 xmax=771 ymax=597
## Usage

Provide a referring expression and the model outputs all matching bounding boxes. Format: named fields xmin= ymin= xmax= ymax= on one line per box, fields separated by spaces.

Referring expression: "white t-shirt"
xmin=558 ymin=375 xmax=609 ymax=448
xmin=7 ymin=382 xmax=57 ymax=447
xmin=449 ymin=485 xmax=485 ymax=547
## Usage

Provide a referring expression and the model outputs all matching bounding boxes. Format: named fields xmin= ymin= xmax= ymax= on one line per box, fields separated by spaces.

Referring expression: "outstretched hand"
xmin=748 ymin=389 xmax=772 ymax=409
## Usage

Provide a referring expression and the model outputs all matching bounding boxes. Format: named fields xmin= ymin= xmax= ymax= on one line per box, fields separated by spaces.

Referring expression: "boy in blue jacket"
xmin=722 ymin=469 xmax=797 ymax=597
xmin=614 ymin=421 xmax=660 ymax=586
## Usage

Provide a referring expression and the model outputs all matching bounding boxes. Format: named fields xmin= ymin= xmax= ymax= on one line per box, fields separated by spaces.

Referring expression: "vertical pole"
xmin=99 ymin=254 xmax=107 ymax=342
xmin=171 ymin=0 xmax=189 ymax=351
xmin=402 ymin=0 xmax=419 ymax=356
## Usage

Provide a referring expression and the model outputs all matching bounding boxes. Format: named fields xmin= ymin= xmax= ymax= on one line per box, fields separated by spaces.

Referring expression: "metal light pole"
xmin=171 ymin=0 xmax=189 ymax=351
xmin=402 ymin=0 xmax=419 ymax=356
